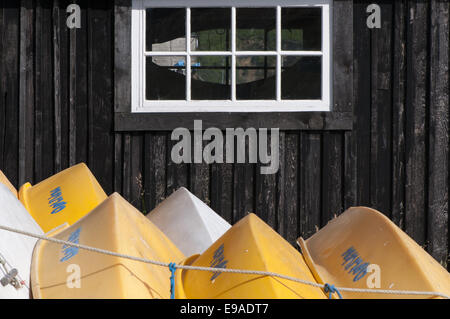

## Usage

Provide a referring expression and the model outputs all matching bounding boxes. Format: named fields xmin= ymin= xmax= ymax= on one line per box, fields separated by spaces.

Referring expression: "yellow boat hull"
xmin=0 ymin=170 xmax=17 ymax=198
xmin=31 ymin=193 xmax=185 ymax=299
xmin=19 ymin=163 xmax=107 ymax=233
xmin=298 ymin=207 xmax=450 ymax=299
xmin=175 ymin=213 xmax=326 ymax=299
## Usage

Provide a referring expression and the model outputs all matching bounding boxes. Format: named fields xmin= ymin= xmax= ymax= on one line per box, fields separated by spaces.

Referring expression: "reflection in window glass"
xmin=141 ymin=5 xmax=328 ymax=106
xmin=191 ymin=8 xmax=231 ymax=51
xmin=236 ymin=8 xmax=276 ymax=51
xmin=146 ymin=56 xmax=186 ymax=100
xmin=191 ymin=56 xmax=231 ymax=100
xmin=237 ymin=56 xmax=276 ymax=100
xmin=282 ymin=56 xmax=321 ymax=99
xmin=146 ymin=9 xmax=186 ymax=52
xmin=282 ymin=8 xmax=322 ymax=51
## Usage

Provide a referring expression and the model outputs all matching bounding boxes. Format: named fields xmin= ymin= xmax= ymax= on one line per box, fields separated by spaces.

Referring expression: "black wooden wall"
xmin=0 ymin=0 xmax=448 ymax=268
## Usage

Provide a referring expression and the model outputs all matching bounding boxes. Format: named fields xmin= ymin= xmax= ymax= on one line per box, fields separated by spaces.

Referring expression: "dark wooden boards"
xmin=87 ymin=0 xmax=114 ymax=195
xmin=0 ymin=1 xmax=448 ymax=266
xmin=370 ymin=1 xmax=393 ymax=216
xmin=0 ymin=1 xmax=20 ymax=188
xmin=391 ymin=0 xmax=407 ymax=229
xmin=404 ymin=0 xmax=429 ymax=247
xmin=18 ymin=0 xmax=35 ymax=185
xmin=427 ymin=0 xmax=449 ymax=266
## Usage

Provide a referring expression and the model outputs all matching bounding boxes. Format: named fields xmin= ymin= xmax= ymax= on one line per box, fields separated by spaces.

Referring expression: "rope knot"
xmin=168 ymin=262 xmax=177 ymax=299
xmin=324 ymin=283 xmax=342 ymax=299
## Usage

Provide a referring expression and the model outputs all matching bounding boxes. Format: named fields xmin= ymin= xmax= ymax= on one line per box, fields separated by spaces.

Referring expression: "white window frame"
xmin=131 ymin=0 xmax=332 ymax=113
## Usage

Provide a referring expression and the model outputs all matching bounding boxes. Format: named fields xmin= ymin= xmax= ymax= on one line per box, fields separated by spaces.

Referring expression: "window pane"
xmin=237 ymin=56 xmax=276 ymax=100
xmin=191 ymin=8 xmax=231 ymax=51
xmin=282 ymin=56 xmax=321 ymax=99
xmin=236 ymin=8 xmax=276 ymax=51
xmin=282 ymin=8 xmax=322 ymax=51
xmin=146 ymin=9 xmax=186 ymax=52
xmin=146 ymin=56 xmax=185 ymax=100
xmin=191 ymin=56 xmax=231 ymax=100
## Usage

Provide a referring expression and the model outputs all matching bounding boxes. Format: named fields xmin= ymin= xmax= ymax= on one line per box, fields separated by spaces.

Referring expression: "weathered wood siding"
xmin=0 ymin=0 xmax=448 ymax=267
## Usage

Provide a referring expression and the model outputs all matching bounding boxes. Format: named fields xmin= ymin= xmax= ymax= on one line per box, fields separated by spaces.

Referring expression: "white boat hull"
xmin=0 ymin=184 xmax=44 ymax=299
xmin=147 ymin=187 xmax=231 ymax=256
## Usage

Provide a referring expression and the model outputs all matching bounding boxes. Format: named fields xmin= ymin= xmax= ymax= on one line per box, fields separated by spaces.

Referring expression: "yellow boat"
xmin=297 ymin=207 xmax=450 ymax=299
xmin=174 ymin=213 xmax=326 ymax=299
xmin=0 ymin=170 xmax=17 ymax=198
xmin=31 ymin=192 xmax=185 ymax=299
xmin=19 ymin=163 xmax=107 ymax=233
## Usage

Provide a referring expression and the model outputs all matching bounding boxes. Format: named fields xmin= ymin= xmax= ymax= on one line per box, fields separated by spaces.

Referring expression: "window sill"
xmin=114 ymin=111 xmax=353 ymax=131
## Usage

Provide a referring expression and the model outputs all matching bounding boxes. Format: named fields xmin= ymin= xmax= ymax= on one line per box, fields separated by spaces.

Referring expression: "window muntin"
xmin=132 ymin=0 xmax=331 ymax=112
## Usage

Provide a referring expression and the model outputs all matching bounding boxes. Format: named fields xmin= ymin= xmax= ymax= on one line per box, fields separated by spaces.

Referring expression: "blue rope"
xmin=324 ymin=283 xmax=343 ymax=299
xmin=169 ymin=263 xmax=177 ymax=299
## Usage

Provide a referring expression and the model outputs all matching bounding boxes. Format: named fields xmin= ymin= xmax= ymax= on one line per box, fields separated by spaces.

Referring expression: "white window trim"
xmin=131 ymin=0 xmax=332 ymax=113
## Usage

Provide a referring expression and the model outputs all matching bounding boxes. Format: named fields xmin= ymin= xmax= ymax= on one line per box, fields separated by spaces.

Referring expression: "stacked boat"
xmin=0 ymin=163 xmax=449 ymax=299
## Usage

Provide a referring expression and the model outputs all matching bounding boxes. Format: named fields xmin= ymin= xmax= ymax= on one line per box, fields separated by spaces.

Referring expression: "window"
xmin=115 ymin=0 xmax=353 ymax=131
xmin=131 ymin=0 xmax=332 ymax=113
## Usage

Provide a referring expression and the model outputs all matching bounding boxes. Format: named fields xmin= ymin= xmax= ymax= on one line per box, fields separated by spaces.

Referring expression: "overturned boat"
xmin=19 ymin=163 xmax=107 ymax=233
xmin=31 ymin=193 xmax=185 ymax=299
xmin=297 ymin=207 xmax=450 ymax=299
xmin=0 ymin=183 xmax=44 ymax=299
xmin=174 ymin=213 xmax=326 ymax=299
xmin=147 ymin=187 xmax=231 ymax=256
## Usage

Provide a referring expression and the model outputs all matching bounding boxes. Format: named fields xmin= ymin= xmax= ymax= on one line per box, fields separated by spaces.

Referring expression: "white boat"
xmin=0 ymin=183 xmax=44 ymax=299
xmin=147 ymin=187 xmax=231 ymax=256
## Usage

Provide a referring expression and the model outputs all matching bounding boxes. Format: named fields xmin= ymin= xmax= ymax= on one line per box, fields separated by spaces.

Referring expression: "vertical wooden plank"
xmin=299 ymin=132 xmax=321 ymax=239
xmin=255 ymin=133 xmax=277 ymax=229
xmin=353 ymin=0 xmax=372 ymax=207
xmin=114 ymin=0 xmax=131 ymax=113
xmin=87 ymin=0 xmax=114 ymax=194
xmin=122 ymin=133 xmax=131 ymax=200
xmin=391 ymin=0 xmax=407 ymax=228
xmin=34 ymin=2 xmax=42 ymax=181
xmin=343 ymin=130 xmax=357 ymax=209
xmin=144 ymin=133 xmax=167 ymax=212
xmin=166 ymin=132 xmax=189 ymax=195
xmin=34 ymin=0 xmax=54 ymax=182
xmin=69 ymin=0 xmax=88 ymax=166
xmin=321 ymin=132 xmax=343 ymax=225
xmin=333 ymin=0 xmax=353 ymax=113
xmin=210 ymin=140 xmax=233 ymax=223
xmin=233 ymin=164 xmax=255 ymax=223
xmin=0 ymin=1 xmax=20 ymax=187
xmin=122 ymin=132 xmax=144 ymax=211
xmin=130 ymin=134 xmax=144 ymax=211
xmin=189 ymin=138 xmax=210 ymax=204
xmin=428 ymin=0 xmax=448 ymax=266
xmin=53 ymin=0 xmax=62 ymax=173
xmin=56 ymin=0 xmax=70 ymax=171
xmin=233 ymin=140 xmax=255 ymax=224
xmin=19 ymin=0 xmax=35 ymax=185
xmin=404 ymin=0 xmax=428 ymax=246
xmin=276 ymin=132 xmax=285 ymax=236
xmin=114 ymin=132 xmax=123 ymax=193
xmin=370 ymin=1 xmax=393 ymax=215
xmin=113 ymin=0 xmax=131 ymax=200
xmin=68 ymin=0 xmax=76 ymax=167
xmin=278 ymin=132 xmax=299 ymax=245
